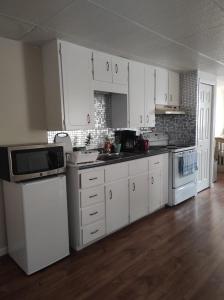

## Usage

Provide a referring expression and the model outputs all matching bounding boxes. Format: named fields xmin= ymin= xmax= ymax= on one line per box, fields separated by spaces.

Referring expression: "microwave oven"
xmin=0 ymin=144 xmax=65 ymax=182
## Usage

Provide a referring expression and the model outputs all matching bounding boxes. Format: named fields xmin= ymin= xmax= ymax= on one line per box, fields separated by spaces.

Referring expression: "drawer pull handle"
xmin=91 ymin=229 xmax=99 ymax=235
xmin=109 ymin=190 xmax=113 ymax=200
xmin=89 ymin=211 xmax=98 ymax=216
xmin=89 ymin=177 xmax=98 ymax=181
xmin=151 ymin=176 xmax=154 ymax=184
xmin=89 ymin=194 xmax=98 ymax=199
xmin=154 ymin=162 xmax=160 ymax=165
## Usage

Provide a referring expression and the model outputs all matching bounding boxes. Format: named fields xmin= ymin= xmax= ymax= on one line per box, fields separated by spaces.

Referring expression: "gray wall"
xmin=0 ymin=37 xmax=47 ymax=253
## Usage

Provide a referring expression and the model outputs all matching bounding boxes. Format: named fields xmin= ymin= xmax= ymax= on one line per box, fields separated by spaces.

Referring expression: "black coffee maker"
xmin=114 ymin=130 xmax=137 ymax=152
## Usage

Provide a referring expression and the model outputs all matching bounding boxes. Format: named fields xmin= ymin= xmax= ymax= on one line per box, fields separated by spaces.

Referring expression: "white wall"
xmin=0 ymin=37 xmax=47 ymax=254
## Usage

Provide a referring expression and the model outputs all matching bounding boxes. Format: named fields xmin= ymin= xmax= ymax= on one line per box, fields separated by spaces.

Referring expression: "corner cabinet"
xmin=42 ymin=40 xmax=94 ymax=130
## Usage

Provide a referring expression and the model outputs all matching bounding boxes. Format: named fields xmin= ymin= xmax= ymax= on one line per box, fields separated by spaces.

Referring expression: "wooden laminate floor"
xmin=1 ymin=175 xmax=224 ymax=300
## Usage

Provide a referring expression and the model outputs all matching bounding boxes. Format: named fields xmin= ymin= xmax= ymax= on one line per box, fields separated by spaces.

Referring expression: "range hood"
xmin=155 ymin=105 xmax=185 ymax=115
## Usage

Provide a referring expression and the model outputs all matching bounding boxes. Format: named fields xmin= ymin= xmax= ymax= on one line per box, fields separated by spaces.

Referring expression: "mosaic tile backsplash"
xmin=48 ymin=93 xmax=115 ymax=148
xmin=48 ymin=71 xmax=198 ymax=147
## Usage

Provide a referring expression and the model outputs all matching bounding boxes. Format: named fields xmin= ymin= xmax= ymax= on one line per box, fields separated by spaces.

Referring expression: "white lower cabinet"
xmin=129 ymin=173 xmax=149 ymax=223
xmin=106 ymin=179 xmax=129 ymax=234
xmin=149 ymin=168 xmax=162 ymax=213
xmin=67 ymin=153 xmax=168 ymax=250
xmin=162 ymin=153 xmax=169 ymax=206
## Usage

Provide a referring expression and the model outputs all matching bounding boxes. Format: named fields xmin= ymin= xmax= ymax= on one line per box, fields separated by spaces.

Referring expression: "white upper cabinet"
xmin=168 ymin=71 xmax=180 ymax=106
xmin=129 ymin=61 xmax=145 ymax=128
xmin=92 ymin=51 xmax=112 ymax=83
xmin=145 ymin=65 xmax=156 ymax=127
xmin=129 ymin=61 xmax=155 ymax=128
xmin=42 ymin=40 xmax=94 ymax=130
xmin=112 ymin=56 xmax=128 ymax=85
xmin=61 ymin=42 xmax=94 ymax=129
xmin=92 ymin=51 xmax=128 ymax=93
xmin=155 ymin=67 xmax=180 ymax=106
xmin=155 ymin=67 xmax=169 ymax=105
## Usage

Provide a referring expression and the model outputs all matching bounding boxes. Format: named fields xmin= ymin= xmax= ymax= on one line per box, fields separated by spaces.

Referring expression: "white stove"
xmin=145 ymin=132 xmax=198 ymax=206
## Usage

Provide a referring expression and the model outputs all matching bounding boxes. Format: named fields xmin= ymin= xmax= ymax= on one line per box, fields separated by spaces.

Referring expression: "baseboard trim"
xmin=0 ymin=247 xmax=7 ymax=256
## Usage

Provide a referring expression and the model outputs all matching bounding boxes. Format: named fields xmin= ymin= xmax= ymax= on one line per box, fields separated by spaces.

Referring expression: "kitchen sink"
xmin=97 ymin=152 xmax=136 ymax=161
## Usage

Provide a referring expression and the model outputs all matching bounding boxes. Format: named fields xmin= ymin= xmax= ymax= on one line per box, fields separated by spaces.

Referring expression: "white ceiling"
xmin=1 ymin=0 xmax=224 ymax=74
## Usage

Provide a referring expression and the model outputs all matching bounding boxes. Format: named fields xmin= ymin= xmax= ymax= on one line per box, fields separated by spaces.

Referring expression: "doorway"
xmin=197 ymin=83 xmax=213 ymax=192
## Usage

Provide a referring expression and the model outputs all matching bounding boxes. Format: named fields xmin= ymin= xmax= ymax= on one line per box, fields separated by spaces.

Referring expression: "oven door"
xmin=173 ymin=151 xmax=196 ymax=188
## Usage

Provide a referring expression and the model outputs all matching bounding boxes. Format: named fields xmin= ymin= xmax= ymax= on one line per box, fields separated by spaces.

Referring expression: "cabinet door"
xmin=149 ymin=169 xmax=162 ymax=213
xmin=130 ymin=174 xmax=148 ymax=223
xmin=145 ymin=65 xmax=155 ymax=127
xmin=106 ymin=179 xmax=129 ymax=234
xmin=168 ymin=71 xmax=180 ymax=106
xmin=60 ymin=41 xmax=93 ymax=129
xmin=112 ymin=56 xmax=128 ymax=85
xmin=129 ymin=61 xmax=145 ymax=127
xmin=162 ymin=153 xmax=169 ymax=206
xmin=155 ymin=67 xmax=168 ymax=105
xmin=93 ymin=51 xmax=112 ymax=83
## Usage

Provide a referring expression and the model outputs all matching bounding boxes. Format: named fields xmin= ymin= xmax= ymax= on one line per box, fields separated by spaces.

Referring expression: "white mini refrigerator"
xmin=3 ymin=175 xmax=70 ymax=275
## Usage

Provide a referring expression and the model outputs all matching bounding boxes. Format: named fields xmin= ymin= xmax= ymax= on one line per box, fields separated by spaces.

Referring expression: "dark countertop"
xmin=74 ymin=148 xmax=169 ymax=170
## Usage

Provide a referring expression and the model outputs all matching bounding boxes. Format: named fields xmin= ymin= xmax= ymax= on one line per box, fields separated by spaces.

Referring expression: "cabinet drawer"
xmin=82 ymin=220 xmax=105 ymax=245
xmin=129 ymin=158 xmax=148 ymax=176
xmin=80 ymin=169 xmax=104 ymax=188
xmin=80 ymin=186 xmax=104 ymax=207
xmin=105 ymin=162 xmax=128 ymax=182
xmin=81 ymin=203 xmax=105 ymax=226
xmin=149 ymin=155 xmax=163 ymax=170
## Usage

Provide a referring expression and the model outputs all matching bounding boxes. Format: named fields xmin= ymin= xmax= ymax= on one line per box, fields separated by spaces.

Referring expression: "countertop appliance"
xmin=114 ymin=130 xmax=137 ymax=152
xmin=146 ymin=132 xmax=197 ymax=206
xmin=54 ymin=133 xmax=99 ymax=164
xmin=0 ymin=144 xmax=65 ymax=182
xmin=3 ymin=175 xmax=70 ymax=275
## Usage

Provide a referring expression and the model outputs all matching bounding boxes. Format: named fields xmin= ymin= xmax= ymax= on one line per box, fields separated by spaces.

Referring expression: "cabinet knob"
xmin=87 ymin=114 xmax=91 ymax=124
xmin=151 ymin=176 xmax=154 ymax=184
xmin=106 ymin=61 xmax=110 ymax=72
xmin=115 ymin=63 xmax=118 ymax=74
xmin=132 ymin=182 xmax=135 ymax=192
xmin=146 ymin=115 xmax=149 ymax=124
